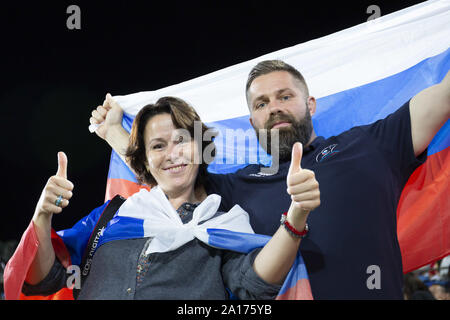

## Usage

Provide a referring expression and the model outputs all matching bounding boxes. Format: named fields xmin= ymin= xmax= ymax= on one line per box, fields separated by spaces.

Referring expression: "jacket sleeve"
xmin=3 ymin=201 xmax=109 ymax=300
xmin=221 ymin=248 xmax=282 ymax=300
xmin=21 ymin=258 xmax=68 ymax=296
xmin=358 ymin=100 xmax=427 ymax=184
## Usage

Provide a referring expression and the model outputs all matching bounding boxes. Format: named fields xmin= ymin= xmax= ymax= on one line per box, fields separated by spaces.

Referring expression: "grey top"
xmin=23 ymin=203 xmax=282 ymax=300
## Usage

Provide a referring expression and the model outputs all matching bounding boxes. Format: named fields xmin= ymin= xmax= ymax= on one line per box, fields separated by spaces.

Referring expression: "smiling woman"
xmin=5 ymin=95 xmax=318 ymax=300
xmin=126 ymin=96 xmax=216 ymax=209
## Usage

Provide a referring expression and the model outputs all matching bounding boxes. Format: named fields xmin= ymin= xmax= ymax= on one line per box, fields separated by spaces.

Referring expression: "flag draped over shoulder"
xmin=4 ymin=189 xmax=312 ymax=300
xmin=103 ymin=0 xmax=450 ymax=274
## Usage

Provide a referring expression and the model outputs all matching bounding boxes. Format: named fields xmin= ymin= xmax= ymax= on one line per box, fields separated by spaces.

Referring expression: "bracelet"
xmin=280 ymin=212 xmax=309 ymax=238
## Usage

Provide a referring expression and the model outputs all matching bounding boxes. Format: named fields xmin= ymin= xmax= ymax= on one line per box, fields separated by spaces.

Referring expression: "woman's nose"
xmin=166 ymin=142 xmax=184 ymax=161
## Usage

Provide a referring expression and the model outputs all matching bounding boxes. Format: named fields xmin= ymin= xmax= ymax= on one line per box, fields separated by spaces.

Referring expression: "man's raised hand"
xmin=286 ymin=142 xmax=320 ymax=215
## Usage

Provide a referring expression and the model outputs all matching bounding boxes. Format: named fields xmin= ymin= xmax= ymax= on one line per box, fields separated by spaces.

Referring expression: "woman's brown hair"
xmin=126 ymin=96 xmax=216 ymax=188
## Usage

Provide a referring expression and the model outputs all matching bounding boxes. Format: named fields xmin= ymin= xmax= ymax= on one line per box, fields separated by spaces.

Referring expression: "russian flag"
xmin=106 ymin=0 xmax=450 ymax=274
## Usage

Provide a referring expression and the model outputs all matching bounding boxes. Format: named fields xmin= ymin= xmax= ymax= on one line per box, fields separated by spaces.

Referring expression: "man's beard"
xmin=254 ymin=109 xmax=313 ymax=161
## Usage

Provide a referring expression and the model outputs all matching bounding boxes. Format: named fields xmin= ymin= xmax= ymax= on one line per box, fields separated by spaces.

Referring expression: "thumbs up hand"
xmin=287 ymin=142 xmax=304 ymax=176
xmin=56 ymin=151 xmax=68 ymax=179
xmin=34 ymin=152 xmax=75 ymax=217
xmin=286 ymin=142 xmax=320 ymax=222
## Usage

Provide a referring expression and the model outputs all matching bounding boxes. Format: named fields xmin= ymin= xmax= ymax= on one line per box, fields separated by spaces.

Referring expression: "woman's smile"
xmin=163 ymin=163 xmax=188 ymax=174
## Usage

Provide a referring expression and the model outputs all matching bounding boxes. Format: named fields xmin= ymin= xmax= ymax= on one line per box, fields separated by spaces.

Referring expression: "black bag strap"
xmin=73 ymin=194 xmax=126 ymax=299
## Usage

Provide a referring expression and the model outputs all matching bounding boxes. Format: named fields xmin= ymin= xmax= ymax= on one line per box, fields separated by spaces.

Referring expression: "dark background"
xmin=0 ymin=0 xmax=425 ymax=242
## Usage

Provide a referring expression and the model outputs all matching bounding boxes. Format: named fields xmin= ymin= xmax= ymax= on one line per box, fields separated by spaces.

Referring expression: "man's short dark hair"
xmin=245 ymin=60 xmax=309 ymax=105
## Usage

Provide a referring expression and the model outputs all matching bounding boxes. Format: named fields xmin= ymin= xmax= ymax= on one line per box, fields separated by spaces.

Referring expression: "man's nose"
xmin=268 ymin=100 xmax=283 ymax=115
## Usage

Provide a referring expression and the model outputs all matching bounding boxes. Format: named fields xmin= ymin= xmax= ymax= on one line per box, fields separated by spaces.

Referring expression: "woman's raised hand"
xmin=34 ymin=152 xmax=74 ymax=216
xmin=89 ymin=94 xmax=132 ymax=168
xmin=89 ymin=93 xmax=124 ymax=141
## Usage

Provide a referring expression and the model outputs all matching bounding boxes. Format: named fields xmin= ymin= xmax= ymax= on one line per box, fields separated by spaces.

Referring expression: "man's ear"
xmin=307 ymin=96 xmax=317 ymax=116
xmin=249 ymin=116 xmax=254 ymax=127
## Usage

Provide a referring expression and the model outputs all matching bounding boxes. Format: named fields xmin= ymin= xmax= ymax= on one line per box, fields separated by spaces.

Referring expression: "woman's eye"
xmin=152 ymin=144 xmax=163 ymax=150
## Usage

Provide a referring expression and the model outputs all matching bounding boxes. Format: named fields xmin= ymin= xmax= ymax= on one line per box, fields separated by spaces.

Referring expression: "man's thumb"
xmin=288 ymin=142 xmax=303 ymax=175
xmin=56 ymin=151 xmax=68 ymax=178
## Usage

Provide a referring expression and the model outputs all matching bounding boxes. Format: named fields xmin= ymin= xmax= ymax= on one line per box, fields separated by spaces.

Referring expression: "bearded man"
xmin=91 ymin=60 xmax=449 ymax=299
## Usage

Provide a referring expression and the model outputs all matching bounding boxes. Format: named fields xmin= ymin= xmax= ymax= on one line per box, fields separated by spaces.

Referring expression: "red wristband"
xmin=280 ymin=212 xmax=309 ymax=238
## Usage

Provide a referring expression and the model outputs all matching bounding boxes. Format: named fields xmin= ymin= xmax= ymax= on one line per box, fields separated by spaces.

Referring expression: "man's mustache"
xmin=264 ymin=113 xmax=296 ymax=130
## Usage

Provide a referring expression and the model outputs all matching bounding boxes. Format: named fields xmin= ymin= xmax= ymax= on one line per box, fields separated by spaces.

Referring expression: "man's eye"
xmin=255 ymin=102 xmax=266 ymax=109
xmin=281 ymin=95 xmax=291 ymax=101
